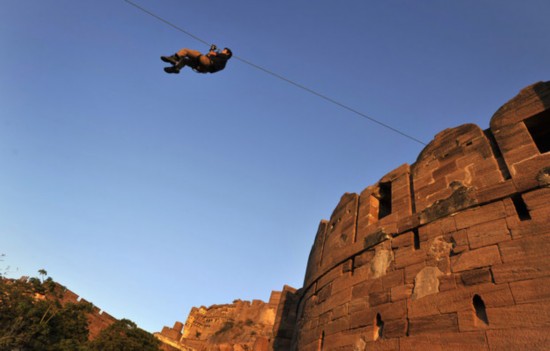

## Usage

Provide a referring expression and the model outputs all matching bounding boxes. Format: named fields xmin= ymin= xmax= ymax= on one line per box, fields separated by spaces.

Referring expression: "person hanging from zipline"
xmin=161 ymin=45 xmax=232 ymax=74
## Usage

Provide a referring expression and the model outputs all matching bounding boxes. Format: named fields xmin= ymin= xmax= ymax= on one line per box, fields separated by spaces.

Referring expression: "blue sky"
xmin=1 ymin=0 xmax=548 ymax=333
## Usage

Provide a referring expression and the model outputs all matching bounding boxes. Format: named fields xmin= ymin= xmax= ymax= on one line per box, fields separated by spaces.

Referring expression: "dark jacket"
xmin=206 ymin=53 xmax=231 ymax=73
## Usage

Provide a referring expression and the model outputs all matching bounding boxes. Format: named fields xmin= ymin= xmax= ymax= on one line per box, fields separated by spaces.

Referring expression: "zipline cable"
xmin=123 ymin=0 xmax=428 ymax=146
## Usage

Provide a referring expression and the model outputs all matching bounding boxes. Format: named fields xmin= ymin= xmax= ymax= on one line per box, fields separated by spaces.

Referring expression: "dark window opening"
xmin=484 ymin=129 xmax=512 ymax=180
xmin=524 ymin=110 xmax=550 ymax=154
xmin=511 ymin=194 xmax=531 ymax=221
xmin=378 ymin=182 xmax=392 ymax=219
xmin=409 ymin=172 xmax=417 ymax=213
xmin=473 ymin=294 xmax=489 ymax=325
xmin=413 ymin=229 xmax=420 ymax=250
xmin=374 ymin=313 xmax=384 ymax=340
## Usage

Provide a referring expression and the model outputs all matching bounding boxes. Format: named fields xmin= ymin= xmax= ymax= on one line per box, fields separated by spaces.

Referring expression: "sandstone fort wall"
xmin=155 ymin=81 xmax=550 ymax=351
xmin=290 ymin=81 xmax=550 ymax=350
xmin=55 ymin=283 xmax=118 ymax=339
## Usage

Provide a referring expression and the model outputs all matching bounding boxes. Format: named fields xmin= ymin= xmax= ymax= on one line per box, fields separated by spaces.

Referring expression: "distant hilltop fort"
xmin=157 ymin=81 xmax=550 ymax=351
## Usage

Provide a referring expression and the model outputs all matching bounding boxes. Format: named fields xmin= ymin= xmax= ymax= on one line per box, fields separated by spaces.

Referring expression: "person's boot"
xmin=160 ymin=53 xmax=180 ymax=65
xmin=164 ymin=57 xmax=189 ymax=74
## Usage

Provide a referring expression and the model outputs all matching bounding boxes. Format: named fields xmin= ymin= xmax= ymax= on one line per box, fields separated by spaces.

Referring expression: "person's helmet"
xmin=223 ymin=48 xmax=233 ymax=58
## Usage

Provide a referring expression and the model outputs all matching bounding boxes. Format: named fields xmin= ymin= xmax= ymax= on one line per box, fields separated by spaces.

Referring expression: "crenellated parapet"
xmin=157 ymin=291 xmax=283 ymax=351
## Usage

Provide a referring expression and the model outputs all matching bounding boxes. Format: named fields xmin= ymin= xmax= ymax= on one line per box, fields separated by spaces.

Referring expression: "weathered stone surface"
xmin=411 ymin=266 xmax=444 ymax=300
xmin=451 ymin=245 xmax=501 ymax=272
xmin=419 ymin=185 xmax=477 ymax=224
xmin=466 ymin=218 xmax=511 ymax=249
xmin=453 ymin=201 xmax=508 ymax=230
xmin=394 ymin=246 xmax=425 ymax=269
xmin=400 ymin=332 xmax=488 ymax=351
xmin=492 ymin=258 xmax=550 ymax=283
xmin=364 ymin=229 xmax=391 ymax=249
xmin=382 ymin=319 xmax=408 ymax=339
xmin=408 ymin=313 xmax=459 ymax=335
xmin=485 ymin=302 xmax=550 ymax=329
xmin=427 ymin=236 xmax=453 ymax=262
xmin=509 ymin=277 xmax=550 ymax=303
xmin=369 ymin=249 xmax=393 ymax=279
xmin=487 ymin=328 xmax=550 ymax=351
xmin=498 ymin=232 xmax=550 ymax=263
xmin=158 ymin=295 xmax=281 ymax=351
xmin=459 ymin=268 xmax=493 ymax=286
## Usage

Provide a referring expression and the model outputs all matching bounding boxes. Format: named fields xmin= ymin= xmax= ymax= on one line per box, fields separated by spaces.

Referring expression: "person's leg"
xmin=161 ymin=48 xmax=201 ymax=66
xmin=161 ymin=54 xmax=180 ymax=65
xmin=176 ymin=48 xmax=201 ymax=59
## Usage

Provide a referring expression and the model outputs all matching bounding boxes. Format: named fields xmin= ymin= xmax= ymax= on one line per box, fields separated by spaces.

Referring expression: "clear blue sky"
xmin=1 ymin=0 xmax=548 ymax=333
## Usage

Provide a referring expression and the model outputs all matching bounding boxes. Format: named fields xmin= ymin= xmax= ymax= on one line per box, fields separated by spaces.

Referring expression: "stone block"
xmin=492 ymin=258 xmax=550 ymax=284
xmin=432 ymin=160 xmax=458 ymax=179
xmin=321 ymin=332 xmax=359 ymax=350
xmin=512 ymin=155 xmax=550 ymax=192
xmin=523 ymin=187 xmax=550 ymax=210
xmin=382 ymin=319 xmax=407 ymax=339
xmin=475 ymin=180 xmax=516 ymax=204
xmin=457 ymin=310 xmax=489 ymax=332
xmin=419 ymin=185 xmax=477 ymax=224
xmin=364 ymin=229 xmax=391 ymax=249
xmin=324 ymin=316 xmax=349 ymax=336
xmin=396 ymin=214 xmax=421 ymax=234
xmin=361 ymin=338 xmax=400 ymax=351
xmin=322 ymin=287 xmax=352 ymax=315
xmin=510 ymin=277 xmax=550 ymax=303
xmin=450 ymin=229 xmax=469 ymax=254
xmin=475 ymin=284 xmax=513 ymax=308
xmin=408 ymin=313 xmax=459 ymax=335
xmin=487 ymin=328 xmax=550 ymax=351
xmin=390 ymin=284 xmax=413 ymax=302
xmin=438 ymin=274 xmax=457 ymax=292
xmin=408 ymin=287 xmax=461 ymax=318
xmin=368 ymin=249 xmax=393 ymax=279
xmin=349 ymin=309 xmax=375 ymax=329
xmin=394 ymin=246 xmax=425 ymax=269
xmin=498 ymin=233 xmax=550 ymax=263
xmin=399 ymin=331 xmax=487 ymax=351
xmin=454 ymin=201 xmax=507 ymax=229
xmin=451 ymin=245 xmax=501 ymax=272
xmin=411 ymin=266 xmax=444 ymax=300
xmin=404 ymin=261 xmax=427 ymax=284
xmin=342 ymin=259 xmax=353 ymax=274
xmin=331 ymin=275 xmax=354 ymax=295
xmin=418 ymin=216 xmax=457 ymax=242
xmin=368 ymin=291 xmax=389 ymax=307
xmin=348 ymin=297 xmax=368 ymax=315
xmin=485 ymin=302 xmax=550 ymax=329
xmin=380 ymin=269 xmax=404 ymax=290
xmin=391 ymin=231 xmax=414 ymax=249
xmin=316 ymin=266 xmax=342 ymax=291
xmin=460 ymin=268 xmax=493 ymax=286
xmin=331 ymin=304 xmax=348 ymax=321
xmin=375 ymin=300 xmax=407 ymax=322
xmin=317 ymin=283 xmax=332 ymax=304
xmin=507 ymin=216 xmax=550 ymax=239
xmin=467 ymin=218 xmax=511 ymax=249
xmin=353 ymin=250 xmax=375 ymax=269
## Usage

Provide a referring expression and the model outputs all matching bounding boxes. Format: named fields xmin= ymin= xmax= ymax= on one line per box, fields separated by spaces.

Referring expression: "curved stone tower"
xmin=291 ymin=81 xmax=550 ymax=350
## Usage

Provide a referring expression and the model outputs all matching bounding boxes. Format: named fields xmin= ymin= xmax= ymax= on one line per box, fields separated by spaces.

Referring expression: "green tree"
xmin=88 ymin=319 xmax=162 ymax=351
xmin=0 ymin=277 xmax=92 ymax=351
xmin=0 ymin=272 xmax=161 ymax=351
xmin=38 ymin=269 xmax=48 ymax=282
